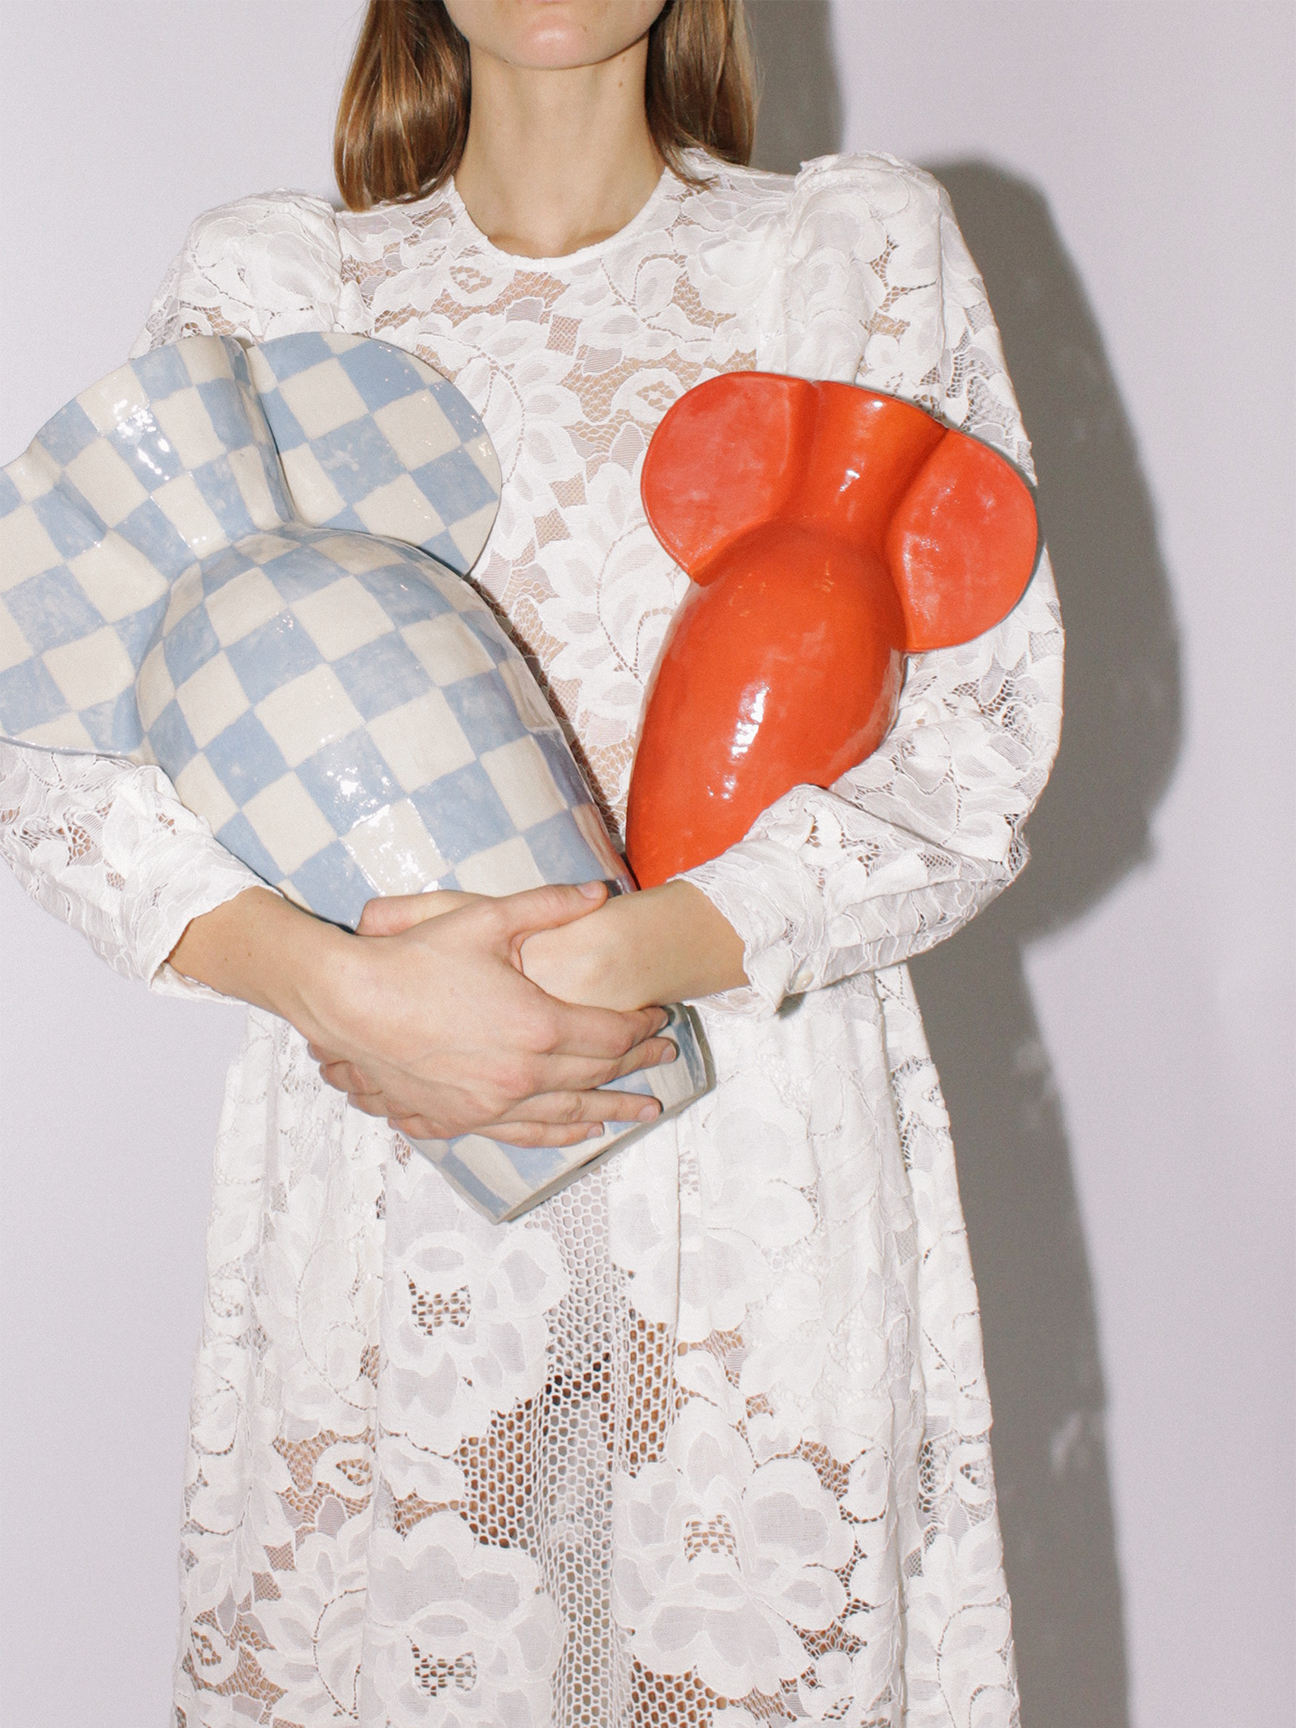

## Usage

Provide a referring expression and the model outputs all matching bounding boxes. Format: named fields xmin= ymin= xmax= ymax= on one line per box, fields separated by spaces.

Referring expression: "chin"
xmin=447 ymin=0 xmax=664 ymax=71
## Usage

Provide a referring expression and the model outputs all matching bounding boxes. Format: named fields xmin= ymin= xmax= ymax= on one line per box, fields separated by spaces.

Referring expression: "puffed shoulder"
xmin=134 ymin=190 xmax=345 ymax=352
xmin=791 ymin=149 xmax=944 ymax=213
xmin=766 ymin=152 xmax=948 ymax=389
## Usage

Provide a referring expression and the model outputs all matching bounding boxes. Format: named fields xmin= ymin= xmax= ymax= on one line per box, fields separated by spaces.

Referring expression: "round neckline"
xmin=442 ymin=163 xmax=675 ymax=269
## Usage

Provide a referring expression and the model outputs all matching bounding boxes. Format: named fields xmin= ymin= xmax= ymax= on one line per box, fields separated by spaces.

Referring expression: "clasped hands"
xmin=301 ymin=877 xmax=747 ymax=1148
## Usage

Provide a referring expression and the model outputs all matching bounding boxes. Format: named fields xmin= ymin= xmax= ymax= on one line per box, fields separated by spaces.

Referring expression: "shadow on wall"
xmin=747 ymin=0 xmax=843 ymax=170
xmin=908 ymin=160 xmax=1183 ymax=1728
xmin=747 ymin=8 xmax=1184 ymax=1727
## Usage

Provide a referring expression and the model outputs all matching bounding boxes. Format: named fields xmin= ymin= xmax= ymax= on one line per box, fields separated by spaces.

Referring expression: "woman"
xmin=0 ymin=1 xmax=1062 ymax=1722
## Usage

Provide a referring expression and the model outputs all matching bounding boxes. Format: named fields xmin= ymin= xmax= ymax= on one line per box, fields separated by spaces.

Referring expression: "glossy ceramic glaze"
xmin=0 ymin=332 xmax=709 ymax=1221
xmin=627 ymin=373 xmax=1041 ymax=886
xmin=0 ymin=332 xmax=636 ymax=916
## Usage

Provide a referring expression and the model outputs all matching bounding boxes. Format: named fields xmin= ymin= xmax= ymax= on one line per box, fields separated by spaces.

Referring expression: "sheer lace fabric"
xmin=0 ymin=742 xmax=261 ymax=997
xmin=3 ymin=153 xmax=1062 ymax=1727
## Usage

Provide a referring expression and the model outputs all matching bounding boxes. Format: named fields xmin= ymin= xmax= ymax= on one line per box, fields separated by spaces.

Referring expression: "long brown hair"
xmin=335 ymin=0 xmax=756 ymax=211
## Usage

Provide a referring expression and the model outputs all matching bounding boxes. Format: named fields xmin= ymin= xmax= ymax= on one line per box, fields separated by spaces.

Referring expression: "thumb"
xmin=356 ymin=890 xmax=474 ymax=937
xmin=490 ymin=880 xmax=610 ymax=951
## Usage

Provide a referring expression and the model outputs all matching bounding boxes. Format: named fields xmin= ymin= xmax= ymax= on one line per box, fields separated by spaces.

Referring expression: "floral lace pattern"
xmin=4 ymin=152 xmax=1063 ymax=1725
xmin=0 ymin=740 xmax=260 ymax=994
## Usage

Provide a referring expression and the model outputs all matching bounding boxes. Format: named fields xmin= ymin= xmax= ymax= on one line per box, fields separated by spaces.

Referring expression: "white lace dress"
xmin=0 ymin=153 xmax=1062 ymax=1728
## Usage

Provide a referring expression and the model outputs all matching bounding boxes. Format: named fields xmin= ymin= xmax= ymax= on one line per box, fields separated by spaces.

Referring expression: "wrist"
xmin=621 ymin=880 xmax=748 ymax=1005
xmin=520 ymin=879 xmax=747 ymax=1010
xmin=168 ymin=885 xmax=357 ymax=1041
xmin=519 ymin=908 xmax=608 ymax=1007
xmin=271 ymin=914 xmax=360 ymax=1048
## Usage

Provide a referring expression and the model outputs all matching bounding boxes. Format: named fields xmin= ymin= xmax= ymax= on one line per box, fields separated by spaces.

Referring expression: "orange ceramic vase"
xmin=625 ymin=374 xmax=1041 ymax=887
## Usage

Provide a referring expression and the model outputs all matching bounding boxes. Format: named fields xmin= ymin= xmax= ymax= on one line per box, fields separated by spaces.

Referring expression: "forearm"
xmin=168 ymin=886 xmax=352 ymax=1044
xmin=519 ymin=879 xmax=747 ymax=1010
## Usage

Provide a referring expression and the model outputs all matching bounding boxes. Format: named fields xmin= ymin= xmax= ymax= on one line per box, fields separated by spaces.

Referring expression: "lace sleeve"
xmin=683 ymin=174 xmax=1065 ymax=1015
xmin=0 ymin=741 xmax=262 ymax=997
xmin=130 ymin=190 xmax=344 ymax=353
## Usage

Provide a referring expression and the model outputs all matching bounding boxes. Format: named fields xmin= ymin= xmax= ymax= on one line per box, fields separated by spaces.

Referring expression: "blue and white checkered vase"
xmin=0 ymin=332 xmax=708 ymax=1221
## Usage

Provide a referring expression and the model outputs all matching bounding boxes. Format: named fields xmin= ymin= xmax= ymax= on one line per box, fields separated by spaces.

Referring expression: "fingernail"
xmin=658 ymin=1042 xmax=677 ymax=1061
xmin=577 ymin=880 xmax=604 ymax=899
xmin=637 ymin=1102 xmax=660 ymax=1121
xmin=586 ymin=1123 xmax=605 ymax=1138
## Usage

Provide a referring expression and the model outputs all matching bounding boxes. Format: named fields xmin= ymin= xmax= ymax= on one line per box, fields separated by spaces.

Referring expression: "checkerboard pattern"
xmin=0 ymin=331 xmax=708 ymax=1218
xmin=244 ymin=332 xmax=501 ymax=578
xmin=0 ymin=336 xmax=289 ymax=758
xmin=0 ymin=332 xmax=632 ymax=925
xmin=138 ymin=522 xmax=634 ymax=924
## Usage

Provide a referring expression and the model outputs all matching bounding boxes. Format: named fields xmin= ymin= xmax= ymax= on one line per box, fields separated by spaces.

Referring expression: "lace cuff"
xmin=0 ymin=742 xmax=263 ymax=999
xmin=679 ymin=842 xmax=824 ymax=1015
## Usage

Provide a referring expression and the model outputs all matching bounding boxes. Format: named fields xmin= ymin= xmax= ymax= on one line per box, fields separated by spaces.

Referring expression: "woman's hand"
xmin=305 ymin=877 xmax=748 ymax=1129
xmin=338 ymin=877 xmax=750 ymax=1015
xmin=168 ymin=882 xmax=678 ymax=1146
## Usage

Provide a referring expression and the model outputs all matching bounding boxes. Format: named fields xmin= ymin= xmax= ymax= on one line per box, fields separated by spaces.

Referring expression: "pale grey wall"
xmin=810 ymin=5 xmax=1294 ymax=1725
xmin=0 ymin=4 xmax=1291 ymax=1725
xmin=0 ymin=7 xmax=365 ymax=1723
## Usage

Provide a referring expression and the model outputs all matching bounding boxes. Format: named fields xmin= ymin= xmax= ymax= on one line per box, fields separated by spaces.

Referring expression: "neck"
xmin=454 ymin=38 xmax=663 ymax=258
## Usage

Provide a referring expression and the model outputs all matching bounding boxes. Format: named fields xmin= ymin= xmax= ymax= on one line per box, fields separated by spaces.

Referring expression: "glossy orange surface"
xmin=626 ymin=374 xmax=1040 ymax=886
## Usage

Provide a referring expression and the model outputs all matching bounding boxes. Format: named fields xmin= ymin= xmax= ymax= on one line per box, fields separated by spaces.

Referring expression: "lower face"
xmin=442 ymin=0 xmax=668 ymax=71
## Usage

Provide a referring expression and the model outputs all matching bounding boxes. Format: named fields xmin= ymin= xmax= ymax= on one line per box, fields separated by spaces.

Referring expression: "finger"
xmin=317 ymin=1059 xmax=375 ymax=1095
xmin=488 ymin=1032 xmax=677 ymax=1099
xmin=356 ymin=889 xmax=475 ymax=938
xmin=494 ymin=1087 xmax=662 ymax=1129
xmin=388 ymin=1114 xmax=615 ymax=1150
xmin=316 ymin=1022 xmax=675 ymax=1121
xmin=346 ymin=1089 xmax=399 ymax=1119
xmin=604 ymin=1034 xmax=680 ymax=1080
xmin=516 ymin=1033 xmax=679 ymax=1096
xmin=477 ymin=880 xmax=610 ymax=952
xmin=383 ymin=1087 xmax=664 ymax=1145
xmin=527 ymin=998 xmax=672 ymax=1061
xmin=491 ymin=1121 xmax=617 ymax=1148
